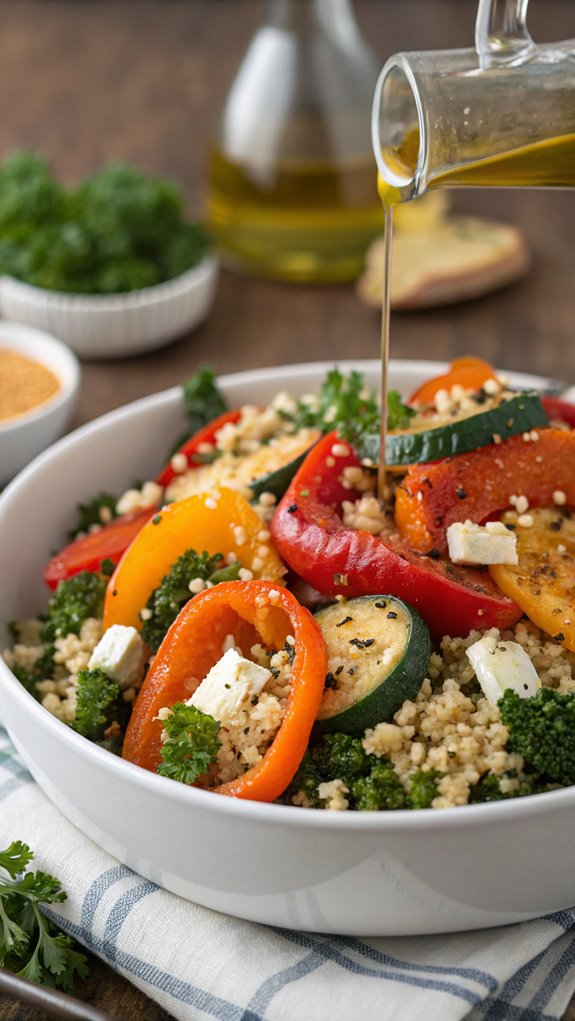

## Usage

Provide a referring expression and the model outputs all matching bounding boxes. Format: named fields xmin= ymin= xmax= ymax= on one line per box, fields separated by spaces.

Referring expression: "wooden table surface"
xmin=1 ymin=1 xmax=574 ymax=1018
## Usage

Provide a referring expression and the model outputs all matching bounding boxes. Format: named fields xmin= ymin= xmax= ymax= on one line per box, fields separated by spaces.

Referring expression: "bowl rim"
xmin=0 ymin=253 xmax=218 ymax=310
xmin=0 ymin=320 xmax=80 ymax=433
xmin=1 ymin=356 xmax=572 ymax=834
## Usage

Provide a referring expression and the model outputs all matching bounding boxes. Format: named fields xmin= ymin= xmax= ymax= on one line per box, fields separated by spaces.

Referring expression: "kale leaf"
xmin=73 ymin=668 xmax=124 ymax=741
xmin=141 ymin=549 xmax=240 ymax=652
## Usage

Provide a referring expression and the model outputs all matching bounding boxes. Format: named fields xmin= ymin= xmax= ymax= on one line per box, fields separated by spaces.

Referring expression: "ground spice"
xmin=0 ymin=349 xmax=60 ymax=421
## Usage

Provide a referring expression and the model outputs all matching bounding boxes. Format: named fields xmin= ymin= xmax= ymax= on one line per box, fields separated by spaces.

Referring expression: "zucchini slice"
xmin=314 ymin=596 xmax=431 ymax=736
xmin=360 ymin=391 xmax=548 ymax=467
xmin=250 ymin=442 xmax=317 ymax=501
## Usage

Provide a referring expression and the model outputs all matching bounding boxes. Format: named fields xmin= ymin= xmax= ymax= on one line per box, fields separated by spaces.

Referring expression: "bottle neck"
xmin=266 ymin=0 xmax=358 ymax=38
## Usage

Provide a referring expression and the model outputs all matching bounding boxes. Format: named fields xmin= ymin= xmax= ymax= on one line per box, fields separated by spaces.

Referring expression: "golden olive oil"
xmin=383 ymin=130 xmax=575 ymax=193
xmin=206 ymin=149 xmax=384 ymax=283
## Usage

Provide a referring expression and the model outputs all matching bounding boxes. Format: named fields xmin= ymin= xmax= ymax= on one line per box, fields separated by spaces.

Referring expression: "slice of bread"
xmin=357 ymin=217 xmax=530 ymax=310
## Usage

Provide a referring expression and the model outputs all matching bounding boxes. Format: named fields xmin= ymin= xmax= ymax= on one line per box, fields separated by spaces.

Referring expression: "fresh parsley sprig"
xmin=157 ymin=702 xmax=222 ymax=784
xmin=0 ymin=841 xmax=89 ymax=992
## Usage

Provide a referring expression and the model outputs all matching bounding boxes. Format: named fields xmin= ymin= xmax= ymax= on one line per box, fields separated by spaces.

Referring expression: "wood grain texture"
xmin=0 ymin=0 xmax=574 ymax=1018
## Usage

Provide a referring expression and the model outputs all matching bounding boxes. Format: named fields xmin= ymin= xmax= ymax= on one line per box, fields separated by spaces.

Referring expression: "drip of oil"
xmin=206 ymin=149 xmax=384 ymax=283
xmin=376 ymin=129 xmax=575 ymax=502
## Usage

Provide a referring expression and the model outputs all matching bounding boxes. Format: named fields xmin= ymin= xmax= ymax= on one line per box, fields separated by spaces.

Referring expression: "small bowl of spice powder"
xmin=0 ymin=321 xmax=80 ymax=486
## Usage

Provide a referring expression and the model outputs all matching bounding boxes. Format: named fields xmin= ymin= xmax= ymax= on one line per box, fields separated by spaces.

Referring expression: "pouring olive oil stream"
xmin=373 ymin=0 xmax=575 ymax=502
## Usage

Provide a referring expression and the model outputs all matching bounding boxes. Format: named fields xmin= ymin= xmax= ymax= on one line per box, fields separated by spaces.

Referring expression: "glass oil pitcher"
xmin=372 ymin=0 xmax=575 ymax=205
xmin=206 ymin=0 xmax=383 ymax=283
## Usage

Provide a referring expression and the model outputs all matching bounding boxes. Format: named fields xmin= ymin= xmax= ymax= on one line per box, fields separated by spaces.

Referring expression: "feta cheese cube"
xmin=447 ymin=519 xmax=518 ymax=565
xmin=466 ymin=635 xmax=540 ymax=705
xmin=188 ymin=648 xmax=271 ymax=724
xmin=88 ymin=625 xmax=146 ymax=689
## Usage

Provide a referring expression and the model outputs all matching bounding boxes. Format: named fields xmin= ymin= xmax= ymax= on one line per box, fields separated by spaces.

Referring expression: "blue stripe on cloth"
xmin=334 ymin=935 xmax=497 ymax=990
xmin=0 ymin=770 xmax=33 ymax=799
xmin=470 ymin=1000 xmax=561 ymax=1021
xmin=240 ymin=942 xmax=335 ymax=1020
xmin=80 ymin=863 xmax=134 ymax=946
xmin=44 ymin=908 xmax=255 ymax=1021
xmin=525 ymin=930 xmax=575 ymax=1014
xmin=101 ymin=881 xmax=158 ymax=964
xmin=275 ymin=930 xmax=483 ymax=1007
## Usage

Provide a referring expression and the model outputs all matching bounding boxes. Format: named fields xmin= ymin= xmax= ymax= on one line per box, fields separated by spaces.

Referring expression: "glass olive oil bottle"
xmin=206 ymin=0 xmax=383 ymax=283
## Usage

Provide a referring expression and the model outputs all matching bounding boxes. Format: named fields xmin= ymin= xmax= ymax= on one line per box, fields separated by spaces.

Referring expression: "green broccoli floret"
xmin=469 ymin=768 xmax=553 ymax=803
xmin=351 ymin=760 xmax=407 ymax=811
xmin=40 ymin=571 xmax=106 ymax=645
xmin=311 ymin=733 xmax=372 ymax=788
xmin=73 ymin=669 xmax=124 ymax=741
xmin=285 ymin=753 xmax=324 ymax=807
xmin=157 ymin=702 xmax=222 ymax=784
xmin=69 ymin=492 xmax=118 ymax=538
xmin=141 ymin=549 xmax=240 ymax=652
xmin=286 ymin=734 xmax=406 ymax=811
xmin=499 ymin=687 xmax=575 ymax=786
xmin=407 ymin=768 xmax=443 ymax=809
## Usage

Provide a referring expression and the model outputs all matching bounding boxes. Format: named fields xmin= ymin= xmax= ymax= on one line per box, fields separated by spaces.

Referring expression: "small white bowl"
xmin=0 ymin=255 xmax=219 ymax=360
xmin=0 ymin=321 xmax=80 ymax=486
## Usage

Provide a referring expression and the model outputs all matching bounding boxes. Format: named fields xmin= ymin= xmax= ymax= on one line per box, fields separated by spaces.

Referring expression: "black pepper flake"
xmin=426 ymin=548 xmax=440 ymax=559
xmin=554 ymin=632 xmax=565 ymax=642
xmin=270 ymin=667 xmax=280 ymax=678
xmin=349 ymin=637 xmax=375 ymax=648
xmin=251 ymin=696 xmax=259 ymax=705
xmin=287 ymin=504 xmax=298 ymax=514
xmin=335 ymin=665 xmax=344 ymax=676
xmin=348 ymin=667 xmax=356 ymax=675
xmin=550 ymin=520 xmax=563 ymax=532
xmin=455 ymin=487 xmax=467 ymax=500
xmin=243 ymin=726 xmax=250 ymax=735
xmin=387 ymin=611 xmax=398 ymax=619
xmin=324 ymin=672 xmax=338 ymax=690
xmin=152 ymin=514 xmax=162 ymax=525
xmin=224 ymin=683 xmax=231 ymax=689
xmin=374 ymin=600 xmax=387 ymax=609
xmin=336 ymin=615 xmax=353 ymax=628
xmin=112 ymin=589 xmax=118 ymax=597
xmin=283 ymin=642 xmax=295 ymax=664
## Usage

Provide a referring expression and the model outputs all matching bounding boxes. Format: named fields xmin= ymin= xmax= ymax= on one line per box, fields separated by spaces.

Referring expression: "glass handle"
xmin=475 ymin=0 xmax=535 ymax=67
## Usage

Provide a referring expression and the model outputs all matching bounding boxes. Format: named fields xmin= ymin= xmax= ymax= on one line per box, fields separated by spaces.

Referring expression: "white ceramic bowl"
xmin=1 ymin=359 xmax=573 ymax=937
xmin=0 ymin=256 xmax=219 ymax=360
xmin=0 ymin=321 xmax=80 ymax=486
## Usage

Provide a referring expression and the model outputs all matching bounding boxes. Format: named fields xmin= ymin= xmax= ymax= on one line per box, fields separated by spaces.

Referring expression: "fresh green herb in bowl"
xmin=0 ymin=152 xmax=218 ymax=358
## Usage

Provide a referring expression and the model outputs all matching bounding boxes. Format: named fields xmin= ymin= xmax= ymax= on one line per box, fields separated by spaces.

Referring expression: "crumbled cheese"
xmin=466 ymin=635 xmax=540 ymax=704
xmin=446 ymin=520 xmax=518 ymax=566
xmin=88 ymin=625 xmax=146 ymax=689
xmin=188 ymin=649 xmax=272 ymax=720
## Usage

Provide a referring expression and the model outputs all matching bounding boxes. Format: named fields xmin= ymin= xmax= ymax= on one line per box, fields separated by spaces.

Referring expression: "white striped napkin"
xmin=2 ymin=726 xmax=575 ymax=1021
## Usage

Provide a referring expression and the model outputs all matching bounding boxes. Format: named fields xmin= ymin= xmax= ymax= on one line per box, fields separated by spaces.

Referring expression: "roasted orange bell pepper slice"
xmin=395 ymin=428 xmax=575 ymax=553
xmin=409 ymin=357 xmax=497 ymax=405
xmin=103 ymin=488 xmax=285 ymax=631
xmin=122 ymin=580 xmax=327 ymax=802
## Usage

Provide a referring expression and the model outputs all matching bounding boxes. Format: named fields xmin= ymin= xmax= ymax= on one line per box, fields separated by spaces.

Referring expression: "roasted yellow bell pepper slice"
xmin=103 ymin=487 xmax=285 ymax=631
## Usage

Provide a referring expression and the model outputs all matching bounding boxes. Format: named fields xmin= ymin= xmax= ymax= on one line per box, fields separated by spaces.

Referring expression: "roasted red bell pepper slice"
xmin=541 ymin=397 xmax=575 ymax=429
xmin=155 ymin=409 xmax=242 ymax=487
xmin=409 ymin=357 xmax=497 ymax=405
xmin=271 ymin=433 xmax=521 ymax=639
xmin=43 ymin=508 xmax=156 ymax=590
xmin=122 ymin=580 xmax=327 ymax=802
xmin=395 ymin=428 xmax=575 ymax=553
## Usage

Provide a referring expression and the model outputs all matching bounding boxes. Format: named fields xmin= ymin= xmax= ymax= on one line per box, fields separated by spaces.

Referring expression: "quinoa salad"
xmin=4 ymin=359 xmax=575 ymax=811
